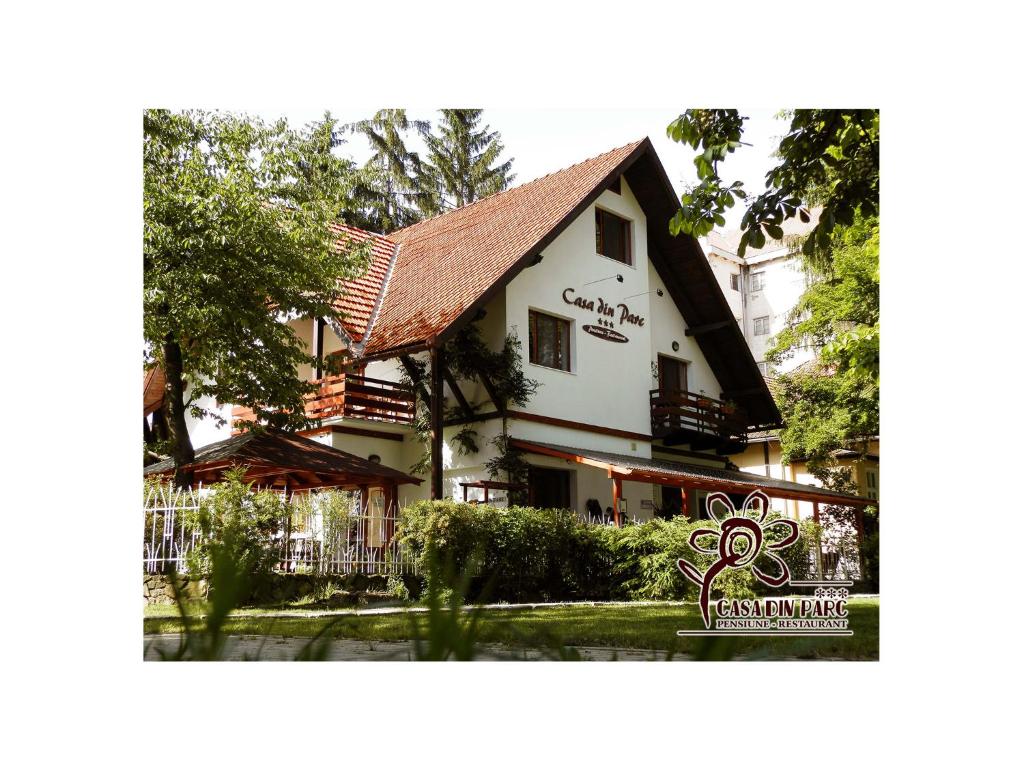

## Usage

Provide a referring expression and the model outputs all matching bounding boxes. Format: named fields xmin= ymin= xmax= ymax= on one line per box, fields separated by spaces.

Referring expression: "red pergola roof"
xmin=143 ymin=428 xmax=421 ymax=491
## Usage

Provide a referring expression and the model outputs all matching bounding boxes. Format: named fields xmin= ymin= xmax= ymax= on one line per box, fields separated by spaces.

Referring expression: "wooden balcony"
xmin=650 ymin=388 xmax=749 ymax=454
xmin=232 ymin=373 xmax=416 ymax=431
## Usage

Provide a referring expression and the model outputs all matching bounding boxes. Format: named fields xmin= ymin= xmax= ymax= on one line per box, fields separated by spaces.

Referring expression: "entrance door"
xmin=658 ymin=354 xmax=688 ymax=393
xmin=528 ymin=466 xmax=572 ymax=510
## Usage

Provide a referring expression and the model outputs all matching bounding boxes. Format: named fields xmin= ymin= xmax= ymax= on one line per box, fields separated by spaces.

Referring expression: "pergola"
xmin=509 ymin=439 xmax=874 ymax=533
xmin=144 ymin=428 xmax=421 ymax=512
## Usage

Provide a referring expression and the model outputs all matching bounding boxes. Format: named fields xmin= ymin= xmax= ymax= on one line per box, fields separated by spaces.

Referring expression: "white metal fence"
xmin=142 ymin=485 xmax=416 ymax=576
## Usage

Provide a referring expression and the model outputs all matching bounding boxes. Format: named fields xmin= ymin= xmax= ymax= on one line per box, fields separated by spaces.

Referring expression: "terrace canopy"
xmin=509 ymin=439 xmax=872 ymax=529
xmin=144 ymin=428 xmax=421 ymax=494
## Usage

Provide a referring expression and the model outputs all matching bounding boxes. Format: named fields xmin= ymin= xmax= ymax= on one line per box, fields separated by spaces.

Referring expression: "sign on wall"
xmin=561 ymin=287 xmax=646 ymax=343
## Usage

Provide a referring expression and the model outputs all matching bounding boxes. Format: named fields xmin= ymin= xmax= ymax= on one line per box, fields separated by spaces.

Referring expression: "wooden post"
xmin=358 ymin=484 xmax=369 ymax=545
xmin=680 ymin=484 xmax=689 ymax=521
xmin=312 ymin=317 xmax=325 ymax=379
xmin=483 ymin=485 xmax=490 ymax=504
xmin=813 ymin=501 xmax=825 ymax=579
xmin=383 ymin=484 xmax=397 ymax=544
xmin=430 ymin=345 xmax=444 ymax=500
xmin=611 ymin=476 xmax=623 ymax=527
xmin=854 ymin=504 xmax=867 ymax=580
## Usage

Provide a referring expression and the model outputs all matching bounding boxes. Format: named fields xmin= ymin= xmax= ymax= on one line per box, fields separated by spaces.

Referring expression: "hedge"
xmin=397 ymin=501 xmax=820 ymax=604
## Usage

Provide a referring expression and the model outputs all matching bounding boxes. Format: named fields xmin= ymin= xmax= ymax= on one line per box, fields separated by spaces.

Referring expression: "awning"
xmin=143 ymin=366 xmax=165 ymax=417
xmin=144 ymin=428 xmax=422 ymax=491
xmin=510 ymin=439 xmax=871 ymax=508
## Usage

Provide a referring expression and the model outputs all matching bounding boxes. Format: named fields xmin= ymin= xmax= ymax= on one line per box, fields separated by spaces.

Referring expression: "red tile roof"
xmin=327 ymin=223 xmax=397 ymax=343
xmin=362 ymin=139 xmax=646 ymax=355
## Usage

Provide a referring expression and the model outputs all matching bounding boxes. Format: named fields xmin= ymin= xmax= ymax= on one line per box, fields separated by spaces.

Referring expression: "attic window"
xmin=595 ymin=208 xmax=632 ymax=265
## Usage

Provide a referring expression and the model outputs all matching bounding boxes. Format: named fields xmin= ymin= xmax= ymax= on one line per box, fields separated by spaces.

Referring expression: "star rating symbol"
xmin=814 ymin=587 xmax=849 ymax=599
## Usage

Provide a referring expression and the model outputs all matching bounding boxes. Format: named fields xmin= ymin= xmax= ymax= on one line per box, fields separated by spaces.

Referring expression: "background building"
xmin=701 ymin=210 xmax=879 ymax=509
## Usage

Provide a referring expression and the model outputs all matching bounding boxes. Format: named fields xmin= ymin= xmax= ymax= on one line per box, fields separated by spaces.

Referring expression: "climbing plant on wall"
xmin=399 ymin=324 xmax=538 ymax=482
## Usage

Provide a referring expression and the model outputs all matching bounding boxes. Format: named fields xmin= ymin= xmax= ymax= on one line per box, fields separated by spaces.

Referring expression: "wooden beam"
xmin=611 ymin=476 xmax=622 ymax=527
xmin=399 ymin=354 xmax=431 ymax=404
xmin=444 ymin=410 xmax=502 ymax=427
xmin=430 ymin=345 xmax=444 ymax=500
xmin=685 ymin=319 xmax=735 ymax=336
xmin=442 ymin=364 xmax=473 ymax=415
xmin=298 ymin=424 xmax=405 ymax=442
xmin=506 ymin=410 xmax=652 ymax=442
xmin=477 ymin=369 xmax=506 ymax=415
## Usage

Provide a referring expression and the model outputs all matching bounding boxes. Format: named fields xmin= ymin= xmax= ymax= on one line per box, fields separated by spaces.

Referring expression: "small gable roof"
xmin=143 ymin=428 xmax=421 ymax=489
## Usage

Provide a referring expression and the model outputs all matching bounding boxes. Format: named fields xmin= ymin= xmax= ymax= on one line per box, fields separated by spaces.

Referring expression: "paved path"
xmin=143 ymin=634 xmax=698 ymax=661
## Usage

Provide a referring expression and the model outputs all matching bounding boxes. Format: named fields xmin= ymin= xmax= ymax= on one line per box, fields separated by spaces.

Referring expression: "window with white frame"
xmin=753 ymin=316 xmax=770 ymax=336
xmin=751 ymin=272 xmax=765 ymax=291
xmin=730 ymin=273 xmax=740 ymax=291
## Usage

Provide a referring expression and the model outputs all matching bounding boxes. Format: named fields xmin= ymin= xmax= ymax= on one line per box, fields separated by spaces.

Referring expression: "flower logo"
xmin=677 ymin=490 xmax=799 ymax=628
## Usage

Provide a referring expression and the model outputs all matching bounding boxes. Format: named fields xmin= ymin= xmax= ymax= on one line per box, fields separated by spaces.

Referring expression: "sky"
xmin=261 ymin=108 xmax=789 ymax=231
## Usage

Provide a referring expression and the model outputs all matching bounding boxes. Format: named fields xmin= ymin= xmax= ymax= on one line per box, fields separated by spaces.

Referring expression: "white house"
xmin=165 ymin=138 xmax=868 ymax=524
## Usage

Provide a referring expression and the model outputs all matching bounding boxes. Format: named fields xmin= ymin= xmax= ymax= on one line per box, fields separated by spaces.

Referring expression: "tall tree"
xmin=420 ymin=109 xmax=515 ymax=212
xmin=346 ymin=109 xmax=430 ymax=233
xmin=766 ymin=216 xmax=879 ymax=471
xmin=666 ymin=109 xmax=878 ymax=266
xmin=143 ymin=110 xmax=371 ymax=486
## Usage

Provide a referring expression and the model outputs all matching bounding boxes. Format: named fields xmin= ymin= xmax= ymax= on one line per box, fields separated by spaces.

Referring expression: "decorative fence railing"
xmin=143 ymin=485 xmax=417 ymax=576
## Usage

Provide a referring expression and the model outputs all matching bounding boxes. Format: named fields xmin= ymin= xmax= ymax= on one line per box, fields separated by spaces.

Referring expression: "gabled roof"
xmin=143 ymin=428 xmax=421 ymax=488
xmin=364 ymin=139 xmax=647 ymax=355
xmin=326 ymin=137 xmax=779 ymax=427
xmin=327 ymin=223 xmax=398 ymax=343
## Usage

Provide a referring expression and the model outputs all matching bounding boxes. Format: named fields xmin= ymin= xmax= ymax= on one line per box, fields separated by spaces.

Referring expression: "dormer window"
xmin=595 ymin=208 xmax=632 ymax=265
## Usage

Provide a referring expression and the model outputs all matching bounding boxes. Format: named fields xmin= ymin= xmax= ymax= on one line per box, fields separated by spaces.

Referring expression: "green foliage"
xmin=398 ymin=501 xmax=611 ymax=602
xmin=667 ymin=109 xmax=878 ymax=261
xmin=345 ymin=109 xmax=430 ymax=232
xmin=419 ymin=109 xmax=515 ymax=212
xmin=182 ymin=468 xmax=285 ymax=596
xmin=768 ymin=217 xmax=879 ymax=469
xmin=144 ymin=109 xmax=373 ymax=477
xmin=401 ymin=325 xmax=538 ymax=475
xmin=446 ymin=325 xmax=539 ymax=410
xmin=484 ymin=432 xmax=530 ymax=503
xmin=398 ymin=502 xmax=822 ymax=604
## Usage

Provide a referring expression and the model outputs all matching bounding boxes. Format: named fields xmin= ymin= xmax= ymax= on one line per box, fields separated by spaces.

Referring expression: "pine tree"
xmin=346 ymin=109 xmax=430 ymax=233
xmin=420 ymin=109 xmax=515 ymax=212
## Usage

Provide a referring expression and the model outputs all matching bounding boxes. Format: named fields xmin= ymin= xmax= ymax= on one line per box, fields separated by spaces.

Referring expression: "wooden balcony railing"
xmin=650 ymin=388 xmax=748 ymax=444
xmin=232 ymin=373 xmax=416 ymax=431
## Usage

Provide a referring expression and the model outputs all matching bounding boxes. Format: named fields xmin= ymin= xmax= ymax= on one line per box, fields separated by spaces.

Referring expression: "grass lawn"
xmin=144 ymin=598 xmax=878 ymax=660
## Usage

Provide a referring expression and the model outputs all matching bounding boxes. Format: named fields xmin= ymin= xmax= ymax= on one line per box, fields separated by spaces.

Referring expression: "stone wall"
xmin=143 ymin=573 xmax=208 ymax=605
xmin=143 ymin=571 xmax=420 ymax=606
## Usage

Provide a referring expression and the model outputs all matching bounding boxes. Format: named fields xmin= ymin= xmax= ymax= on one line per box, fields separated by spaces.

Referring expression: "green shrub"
xmin=399 ymin=501 xmax=825 ymax=604
xmin=398 ymin=501 xmax=613 ymax=602
xmin=182 ymin=468 xmax=286 ymax=601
